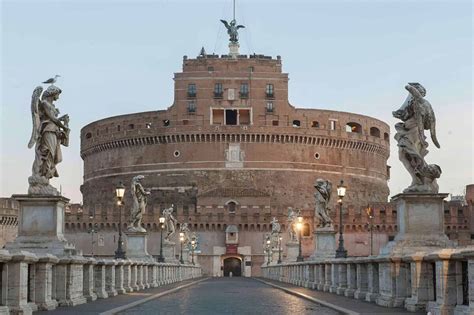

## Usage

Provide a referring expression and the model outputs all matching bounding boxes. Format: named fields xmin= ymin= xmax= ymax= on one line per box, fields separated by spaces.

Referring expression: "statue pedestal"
xmin=271 ymin=248 xmax=282 ymax=264
xmin=380 ymin=193 xmax=453 ymax=256
xmin=286 ymin=242 xmax=299 ymax=262
xmin=125 ymin=231 xmax=154 ymax=262
xmin=163 ymin=241 xmax=177 ymax=263
xmin=310 ymin=227 xmax=336 ymax=260
xmin=6 ymin=195 xmax=78 ymax=256
xmin=229 ymin=42 xmax=239 ymax=58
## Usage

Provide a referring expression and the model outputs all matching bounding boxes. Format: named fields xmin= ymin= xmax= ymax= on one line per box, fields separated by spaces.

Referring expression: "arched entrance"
xmin=223 ymin=257 xmax=242 ymax=277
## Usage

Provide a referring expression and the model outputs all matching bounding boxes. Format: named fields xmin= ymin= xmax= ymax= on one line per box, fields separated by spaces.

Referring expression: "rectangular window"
xmin=272 ymin=120 xmax=279 ymax=126
xmin=329 ymin=120 xmax=337 ymax=130
xmin=214 ymin=83 xmax=223 ymax=98
xmin=240 ymin=83 xmax=249 ymax=98
xmin=240 ymin=109 xmax=250 ymax=125
xmin=188 ymin=101 xmax=196 ymax=113
xmin=266 ymin=101 xmax=274 ymax=113
xmin=266 ymin=84 xmax=274 ymax=98
xmin=212 ymin=109 xmax=224 ymax=125
xmin=187 ymin=84 xmax=196 ymax=97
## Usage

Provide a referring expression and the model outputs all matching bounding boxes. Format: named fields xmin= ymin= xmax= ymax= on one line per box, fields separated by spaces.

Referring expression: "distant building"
xmin=0 ymin=198 xmax=19 ymax=248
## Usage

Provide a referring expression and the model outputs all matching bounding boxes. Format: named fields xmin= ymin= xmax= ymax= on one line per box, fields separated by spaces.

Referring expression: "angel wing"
xmin=220 ymin=19 xmax=230 ymax=29
xmin=28 ymin=86 xmax=43 ymax=148
xmin=236 ymin=25 xmax=245 ymax=30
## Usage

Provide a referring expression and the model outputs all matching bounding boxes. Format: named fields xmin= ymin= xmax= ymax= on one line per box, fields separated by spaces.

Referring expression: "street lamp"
xmin=277 ymin=234 xmax=282 ymax=264
xmin=191 ymin=238 xmax=196 ymax=265
xmin=179 ymin=232 xmax=185 ymax=264
xmin=296 ymin=216 xmax=304 ymax=262
xmin=335 ymin=180 xmax=348 ymax=258
xmin=157 ymin=216 xmax=165 ymax=262
xmin=366 ymin=204 xmax=374 ymax=256
xmin=266 ymin=239 xmax=271 ymax=265
xmin=114 ymin=182 xmax=126 ymax=259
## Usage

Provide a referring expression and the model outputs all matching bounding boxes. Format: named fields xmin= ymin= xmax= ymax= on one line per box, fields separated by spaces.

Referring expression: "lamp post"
xmin=366 ymin=204 xmax=374 ymax=256
xmin=296 ymin=216 xmax=304 ymax=262
xmin=157 ymin=216 xmax=165 ymax=262
xmin=179 ymin=232 xmax=184 ymax=264
xmin=335 ymin=180 xmax=348 ymax=258
xmin=277 ymin=234 xmax=282 ymax=264
xmin=114 ymin=182 xmax=126 ymax=259
xmin=191 ymin=238 xmax=196 ymax=265
xmin=266 ymin=239 xmax=271 ymax=265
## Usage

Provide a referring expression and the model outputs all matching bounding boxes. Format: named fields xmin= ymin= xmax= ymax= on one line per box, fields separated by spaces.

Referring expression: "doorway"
xmin=225 ymin=109 xmax=238 ymax=125
xmin=223 ymin=257 xmax=242 ymax=276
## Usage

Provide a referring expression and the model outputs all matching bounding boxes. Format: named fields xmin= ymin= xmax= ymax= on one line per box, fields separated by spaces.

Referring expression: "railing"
xmin=261 ymin=248 xmax=474 ymax=315
xmin=0 ymin=249 xmax=202 ymax=314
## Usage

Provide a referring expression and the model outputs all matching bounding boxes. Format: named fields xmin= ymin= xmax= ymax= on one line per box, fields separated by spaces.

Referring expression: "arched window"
xmin=226 ymin=200 xmax=238 ymax=213
xmin=384 ymin=132 xmax=389 ymax=141
xmin=346 ymin=122 xmax=362 ymax=133
xmin=85 ymin=132 xmax=92 ymax=139
xmin=302 ymin=223 xmax=311 ymax=237
xmin=311 ymin=121 xmax=320 ymax=128
xmin=292 ymin=120 xmax=301 ymax=127
xmin=370 ymin=127 xmax=380 ymax=138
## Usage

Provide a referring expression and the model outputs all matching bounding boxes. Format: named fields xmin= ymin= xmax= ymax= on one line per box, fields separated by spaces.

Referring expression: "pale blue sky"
xmin=1 ymin=0 xmax=472 ymax=203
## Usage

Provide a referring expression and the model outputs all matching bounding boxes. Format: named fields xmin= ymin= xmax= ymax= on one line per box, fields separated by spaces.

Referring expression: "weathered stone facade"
xmin=0 ymin=198 xmax=18 ymax=248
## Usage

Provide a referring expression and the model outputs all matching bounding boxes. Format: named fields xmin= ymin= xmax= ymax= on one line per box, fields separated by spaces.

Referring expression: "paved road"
xmin=120 ymin=277 xmax=341 ymax=315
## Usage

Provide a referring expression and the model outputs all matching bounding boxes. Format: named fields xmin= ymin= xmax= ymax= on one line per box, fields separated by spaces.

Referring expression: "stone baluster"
xmin=303 ymin=264 xmax=311 ymax=288
xmin=404 ymin=254 xmax=435 ymax=311
xmin=354 ymin=259 xmax=369 ymax=300
xmin=94 ymin=260 xmax=108 ymax=299
xmin=104 ymin=260 xmax=117 ymax=297
xmin=330 ymin=262 xmax=339 ymax=293
xmin=426 ymin=252 xmax=458 ymax=315
xmin=142 ymin=262 xmax=150 ymax=289
xmin=324 ymin=263 xmax=332 ymax=292
xmin=5 ymin=251 xmax=38 ymax=315
xmin=82 ymin=258 xmax=97 ymax=301
xmin=136 ymin=262 xmax=145 ymax=290
xmin=318 ymin=263 xmax=325 ymax=291
xmin=376 ymin=257 xmax=410 ymax=308
xmin=0 ymin=250 xmax=12 ymax=315
xmin=130 ymin=261 xmax=139 ymax=291
xmin=34 ymin=254 xmax=59 ymax=311
xmin=336 ymin=262 xmax=348 ymax=295
xmin=311 ymin=264 xmax=318 ymax=290
xmin=345 ymin=262 xmax=357 ymax=297
xmin=150 ymin=263 xmax=158 ymax=288
xmin=122 ymin=260 xmax=133 ymax=292
xmin=114 ymin=260 xmax=126 ymax=294
xmin=366 ymin=260 xmax=380 ymax=302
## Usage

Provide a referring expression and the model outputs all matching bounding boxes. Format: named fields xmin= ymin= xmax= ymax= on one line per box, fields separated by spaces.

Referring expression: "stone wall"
xmin=0 ymin=198 xmax=18 ymax=248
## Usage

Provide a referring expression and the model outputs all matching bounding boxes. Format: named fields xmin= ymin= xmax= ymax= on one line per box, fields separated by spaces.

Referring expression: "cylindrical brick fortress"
xmin=80 ymin=54 xmax=390 ymax=212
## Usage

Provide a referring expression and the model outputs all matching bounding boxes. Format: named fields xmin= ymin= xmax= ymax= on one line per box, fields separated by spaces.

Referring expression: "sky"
xmin=1 ymin=0 xmax=472 ymax=203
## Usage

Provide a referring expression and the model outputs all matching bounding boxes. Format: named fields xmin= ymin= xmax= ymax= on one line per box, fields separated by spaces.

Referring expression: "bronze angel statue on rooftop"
xmin=393 ymin=83 xmax=441 ymax=193
xmin=28 ymin=84 xmax=70 ymax=195
xmin=220 ymin=19 xmax=245 ymax=43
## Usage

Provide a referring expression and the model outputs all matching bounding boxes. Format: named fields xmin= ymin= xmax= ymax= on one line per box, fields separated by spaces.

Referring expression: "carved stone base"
xmin=310 ymin=227 xmax=336 ymax=260
xmin=28 ymin=176 xmax=59 ymax=196
xmin=286 ymin=242 xmax=299 ymax=262
xmin=229 ymin=42 xmax=240 ymax=58
xmin=271 ymin=248 xmax=282 ymax=264
xmin=125 ymin=232 xmax=154 ymax=262
xmin=163 ymin=241 xmax=177 ymax=263
xmin=380 ymin=193 xmax=453 ymax=256
xmin=6 ymin=195 xmax=78 ymax=256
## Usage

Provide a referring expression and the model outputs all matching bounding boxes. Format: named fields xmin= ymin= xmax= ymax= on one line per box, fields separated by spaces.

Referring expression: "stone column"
xmin=82 ymin=258 xmax=97 ymax=302
xmin=0 ymin=250 xmax=12 ymax=315
xmin=336 ymin=263 xmax=347 ymax=295
xmin=427 ymin=253 xmax=457 ymax=315
xmin=104 ymin=260 xmax=117 ymax=297
xmin=130 ymin=261 xmax=139 ymax=291
xmin=405 ymin=254 xmax=435 ymax=312
xmin=115 ymin=260 xmax=126 ymax=294
xmin=122 ymin=260 xmax=133 ymax=293
xmin=344 ymin=262 xmax=356 ymax=297
xmin=330 ymin=263 xmax=339 ymax=293
xmin=366 ymin=261 xmax=380 ymax=302
xmin=6 ymin=251 xmax=38 ymax=315
xmin=354 ymin=259 xmax=369 ymax=300
xmin=376 ymin=258 xmax=410 ymax=307
xmin=94 ymin=260 xmax=108 ymax=299
xmin=34 ymin=254 xmax=59 ymax=311
xmin=324 ymin=263 xmax=332 ymax=292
